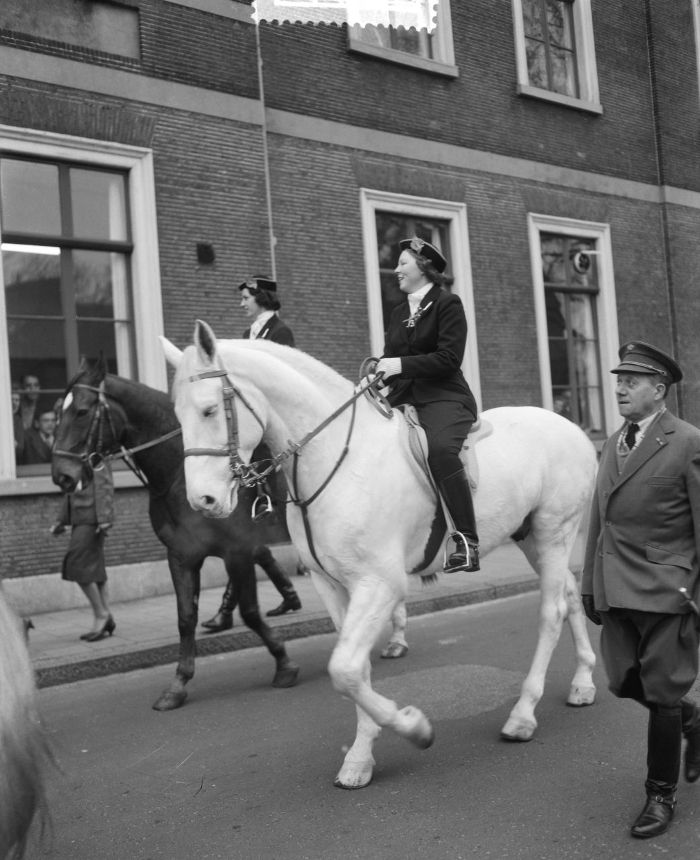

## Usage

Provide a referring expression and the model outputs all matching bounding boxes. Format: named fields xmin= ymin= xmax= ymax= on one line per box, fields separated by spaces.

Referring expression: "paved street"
xmin=27 ymin=591 xmax=700 ymax=860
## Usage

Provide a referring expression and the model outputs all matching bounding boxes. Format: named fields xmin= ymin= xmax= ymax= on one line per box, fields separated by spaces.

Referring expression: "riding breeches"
xmin=413 ymin=399 xmax=475 ymax=484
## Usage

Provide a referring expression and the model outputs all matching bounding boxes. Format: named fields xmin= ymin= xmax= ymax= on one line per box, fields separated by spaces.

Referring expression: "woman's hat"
xmin=399 ymin=237 xmax=447 ymax=273
xmin=611 ymin=341 xmax=683 ymax=383
xmin=238 ymin=277 xmax=277 ymax=292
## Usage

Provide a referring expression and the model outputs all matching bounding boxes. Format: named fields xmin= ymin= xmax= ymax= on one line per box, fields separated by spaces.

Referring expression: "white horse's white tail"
xmin=0 ymin=590 xmax=49 ymax=860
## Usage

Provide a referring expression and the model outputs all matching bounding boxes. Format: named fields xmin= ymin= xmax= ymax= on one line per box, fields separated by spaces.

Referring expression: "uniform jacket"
xmin=57 ymin=465 xmax=115 ymax=527
xmin=382 ymin=284 xmax=476 ymax=411
xmin=243 ymin=314 xmax=295 ymax=347
xmin=582 ymin=410 xmax=700 ymax=615
xmin=23 ymin=428 xmax=54 ymax=464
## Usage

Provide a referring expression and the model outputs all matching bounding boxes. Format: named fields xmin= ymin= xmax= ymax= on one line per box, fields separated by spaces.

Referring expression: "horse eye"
xmin=203 ymin=405 xmax=217 ymax=418
xmin=76 ymin=407 xmax=90 ymax=418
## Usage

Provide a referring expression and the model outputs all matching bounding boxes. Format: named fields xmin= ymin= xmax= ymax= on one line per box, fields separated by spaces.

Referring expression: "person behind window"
xmin=51 ymin=462 xmax=116 ymax=641
xmin=11 ymin=382 xmax=25 ymax=464
xmin=582 ymin=341 xmax=700 ymax=839
xmin=23 ymin=400 xmax=56 ymax=465
xmin=373 ymin=237 xmax=480 ymax=573
xmin=200 ymin=276 xmax=304 ymax=633
xmin=19 ymin=372 xmax=41 ymax=431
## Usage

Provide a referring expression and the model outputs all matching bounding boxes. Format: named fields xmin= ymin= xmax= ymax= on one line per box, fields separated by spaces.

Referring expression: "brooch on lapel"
xmin=404 ymin=301 xmax=433 ymax=329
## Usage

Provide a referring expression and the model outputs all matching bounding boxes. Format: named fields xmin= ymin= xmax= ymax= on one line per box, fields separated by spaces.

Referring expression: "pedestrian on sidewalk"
xmin=582 ymin=340 xmax=700 ymax=839
xmin=51 ymin=462 xmax=116 ymax=642
xmin=201 ymin=275 xmax=303 ymax=633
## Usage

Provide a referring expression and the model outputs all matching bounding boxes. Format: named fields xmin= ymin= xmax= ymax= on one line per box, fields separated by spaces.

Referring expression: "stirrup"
xmin=252 ymin=492 xmax=274 ymax=522
xmin=443 ymin=532 xmax=479 ymax=573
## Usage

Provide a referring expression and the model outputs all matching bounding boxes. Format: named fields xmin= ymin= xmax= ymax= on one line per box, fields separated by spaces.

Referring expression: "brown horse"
xmin=51 ymin=357 xmax=299 ymax=711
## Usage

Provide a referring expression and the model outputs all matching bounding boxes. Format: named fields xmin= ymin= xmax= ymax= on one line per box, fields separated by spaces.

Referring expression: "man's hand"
xmin=95 ymin=523 xmax=112 ymax=535
xmin=50 ymin=523 xmax=66 ymax=536
xmin=582 ymin=594 xmax=602 ymax=626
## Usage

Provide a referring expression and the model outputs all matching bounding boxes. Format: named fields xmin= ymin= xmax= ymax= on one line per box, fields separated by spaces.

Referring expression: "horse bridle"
xmin=53 ymin=380 xmax=182 ymax=479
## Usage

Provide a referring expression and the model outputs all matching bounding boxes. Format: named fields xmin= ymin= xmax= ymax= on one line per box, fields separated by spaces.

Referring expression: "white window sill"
xmin=348 ymin=38 xmax=458 ymax=78
xmin=517 ymin=84 xmax=603 ymax=115
xmin=0 ymin=469 xmax=145 ymax=497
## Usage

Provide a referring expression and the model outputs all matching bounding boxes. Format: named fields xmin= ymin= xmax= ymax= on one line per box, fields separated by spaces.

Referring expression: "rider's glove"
xmin=374 ymin=358 xmax=402 ymax=380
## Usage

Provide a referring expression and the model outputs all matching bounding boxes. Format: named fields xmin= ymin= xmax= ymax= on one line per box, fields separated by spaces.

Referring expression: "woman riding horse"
xmin=375 ymin=237 xmax=479 ymax=573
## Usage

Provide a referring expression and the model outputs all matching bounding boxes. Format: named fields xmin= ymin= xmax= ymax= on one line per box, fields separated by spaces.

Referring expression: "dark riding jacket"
xmin=243 ymin=315 xmax=295 ymax=347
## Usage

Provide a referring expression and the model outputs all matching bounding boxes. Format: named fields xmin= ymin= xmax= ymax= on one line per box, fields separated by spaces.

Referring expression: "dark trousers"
xmin=414 ymin=399 xmax=475 ymax=483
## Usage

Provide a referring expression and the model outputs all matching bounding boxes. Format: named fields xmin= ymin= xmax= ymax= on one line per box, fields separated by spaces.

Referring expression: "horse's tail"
xmin=0 ymin=589 xmax=50 ymax=860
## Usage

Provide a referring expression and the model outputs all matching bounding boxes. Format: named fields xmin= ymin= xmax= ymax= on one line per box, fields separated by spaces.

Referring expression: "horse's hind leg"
xmin=501 ymin=532 xmax=577 ymax=741
xmin=236 ymin=556 xmax=299 ymax=688
xmin=381 ymin=600 xmax=408 ymax=659
xmin=153 ymin=551 xmax=201 ymax=711
xmin=563 ymin=567 xmax=596 ymax=707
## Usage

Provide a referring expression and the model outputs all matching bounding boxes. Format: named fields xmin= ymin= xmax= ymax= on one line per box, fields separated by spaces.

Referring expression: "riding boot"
xmin=681 ymin=698 xmax=700 ymax=783
xmin=631 ymin=708 xmax=681 ymax=838
xmin=438 ymin=469 xmax=480 ymax=573
xmin=253 ymin=545 xmax=302 ymax=616
xmin=201 ymin=579 xmax=236 ymax=632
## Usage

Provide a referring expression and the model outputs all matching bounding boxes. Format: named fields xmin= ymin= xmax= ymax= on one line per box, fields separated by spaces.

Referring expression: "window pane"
xmin=522 ymin=0 xmax=544 ymax=39
xmin=0 ymin=159 xmax=61 ymax=236
xmin=550 ymin=47 xmax=578 ymax=97
xmin=77 ymin=321 xmax=119 ymax=374
xmin=7 ymin=318 xmax=68 ymax=395
xmin=70 ymin=169 xmax=128 ymax=241
xmin=354 ymin=23 xmax=391 ymax=48
xmin=546 ymin=0 xmax=574 ymax=49
xmin=392 ymin=26 xmax=428 ymax=57
xmin=74 ymin=250 xmax=119 ymax=319
xmin=526 ymin=39 xmax=548 ymax=89
xmin=3 ymin=247 xmax=62 ymax=315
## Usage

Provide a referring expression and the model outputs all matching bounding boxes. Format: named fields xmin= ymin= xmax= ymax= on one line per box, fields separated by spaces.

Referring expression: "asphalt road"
xmin=28 ymin=592 xmax=700 ymax=860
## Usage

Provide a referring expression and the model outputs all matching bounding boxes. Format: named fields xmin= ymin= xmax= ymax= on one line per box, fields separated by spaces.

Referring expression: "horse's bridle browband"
xmin=54 ymin=381 xmax=183 ymax=480
xmin=183 ymin=360 xmax=385 ymax=573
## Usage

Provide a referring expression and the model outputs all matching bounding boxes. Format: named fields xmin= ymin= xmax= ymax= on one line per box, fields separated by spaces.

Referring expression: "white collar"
xmin=249 ymin=311 xmax=275 ymax=339
xmin=407 ymin=283 xmax=433 ymax=310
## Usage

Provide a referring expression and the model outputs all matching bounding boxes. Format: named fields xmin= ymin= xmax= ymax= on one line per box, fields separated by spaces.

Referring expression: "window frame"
xmin=527 ymin=213 xmax=619 ymax=439
xmin=348 ymin=0 xmax=458 ymax=78
xmin=512 ymin=0 xmax=602 ymax=115
xmin=360 ymin=188 xmax=481 ymax=411
xmin=0 ymin=125 xmax=165 ymax=494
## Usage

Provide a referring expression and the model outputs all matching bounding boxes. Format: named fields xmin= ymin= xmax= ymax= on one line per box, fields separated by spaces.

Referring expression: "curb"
xmin=35 ymin=577 xmax=540 ymax=689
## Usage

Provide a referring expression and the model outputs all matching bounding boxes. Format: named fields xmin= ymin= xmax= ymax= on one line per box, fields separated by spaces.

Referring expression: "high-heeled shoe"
xmin=85 ymin=615 xmax=116 ymax=642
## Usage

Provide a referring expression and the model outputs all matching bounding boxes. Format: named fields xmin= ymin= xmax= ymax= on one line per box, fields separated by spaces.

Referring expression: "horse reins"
xmin=183 ymin=360 xmax=384 ymax=573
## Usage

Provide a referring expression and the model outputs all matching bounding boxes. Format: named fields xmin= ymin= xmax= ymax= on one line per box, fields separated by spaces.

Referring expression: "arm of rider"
xmin=374 ymin=358 xmax=402 ymax=380
xmin=581 ymin=594 xmax=602 ymax=626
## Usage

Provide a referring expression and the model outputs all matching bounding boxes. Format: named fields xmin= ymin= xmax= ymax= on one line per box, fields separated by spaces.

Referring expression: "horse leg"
xmin=563 ymin=568 xmax=596 ymax=707
xmin=500 ymin=535 xmax=573 ymax=741
xmin=152 ymin=551 xmax=201 ymax=711
xmin=381 ymin=599 xmax=409 ymax=659
xmin=328 ymin=576 xmax=433 ymax=789
xmin=235 ymin=554 xmax=299 ymax=688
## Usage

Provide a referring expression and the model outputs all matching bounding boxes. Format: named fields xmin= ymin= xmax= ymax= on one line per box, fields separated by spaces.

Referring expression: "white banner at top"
xmin=254 ymin=0 xmax=439 ymax=32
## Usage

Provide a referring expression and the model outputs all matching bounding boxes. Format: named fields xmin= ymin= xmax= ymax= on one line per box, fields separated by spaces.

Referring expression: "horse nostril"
xmin=202 ymin=495 xmax=215 ymax=507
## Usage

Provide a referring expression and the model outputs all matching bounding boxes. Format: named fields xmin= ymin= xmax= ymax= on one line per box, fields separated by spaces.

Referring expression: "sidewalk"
xmin=28 ymin=537 xmax=584 ymax=689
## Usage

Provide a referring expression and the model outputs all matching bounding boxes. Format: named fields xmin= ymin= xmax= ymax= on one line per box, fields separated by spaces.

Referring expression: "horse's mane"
xmin=176 ymin=338 xmax=354 ymax=403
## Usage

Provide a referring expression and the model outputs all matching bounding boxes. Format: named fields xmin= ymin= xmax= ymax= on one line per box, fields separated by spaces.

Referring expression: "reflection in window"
xmin=350 ymin=0 xmax=443 ymax=62
xmin=0 ymin=158 xmax=134 ymax=472
xmin=522 ymin=0 xmax=579 ymax=98
xmin=541 ymin=233 xmax=603 ymax=436
xmin=375 ymin=212 xmax=451 ymax=331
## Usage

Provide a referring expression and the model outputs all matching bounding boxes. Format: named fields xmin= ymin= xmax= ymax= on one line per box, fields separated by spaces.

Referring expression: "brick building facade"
xmin=1 ymin=0 xmax=700 ymax=612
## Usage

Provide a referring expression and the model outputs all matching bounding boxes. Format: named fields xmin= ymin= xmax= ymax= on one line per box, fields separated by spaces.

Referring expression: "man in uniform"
xmin=582 ymin=341 xmax=700 ymax=838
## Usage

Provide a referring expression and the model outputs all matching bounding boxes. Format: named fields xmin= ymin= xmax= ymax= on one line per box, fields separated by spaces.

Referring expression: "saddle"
xmin=398 ymin=404 xmax=494 ymax=493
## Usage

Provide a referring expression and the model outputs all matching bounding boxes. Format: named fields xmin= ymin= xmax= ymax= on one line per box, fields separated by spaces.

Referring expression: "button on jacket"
xmin=582 ymin=410 xmax=700 ymax=615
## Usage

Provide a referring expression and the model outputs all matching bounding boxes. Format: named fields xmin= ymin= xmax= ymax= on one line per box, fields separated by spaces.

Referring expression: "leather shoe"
xmin=444 ymin=540 xmax=480 ymax=573
xmin=631 ymin=788 xmax=676 ymax=839
xmin=685 ymin=719 xmax=700 ymax=782
xmin=85 ymin=615 xmax=116 ymax=643
xmin=266 ymin=595 xmax=302 ymax=617
xmin=201 ymin=612 xmax=234 ymax=633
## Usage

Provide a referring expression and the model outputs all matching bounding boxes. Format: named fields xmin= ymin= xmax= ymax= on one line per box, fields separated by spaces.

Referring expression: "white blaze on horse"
xmin=162 ymin=321 xmax=598 ymax=789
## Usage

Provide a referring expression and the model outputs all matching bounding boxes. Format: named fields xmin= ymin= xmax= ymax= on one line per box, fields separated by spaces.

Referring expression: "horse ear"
xmin=78 ymin=355 xmax=90 ymax=373
xmin=160 ymin=336 xmax=183 ymax=369
xmin=194 ymin=319 xmax=218 ymax=365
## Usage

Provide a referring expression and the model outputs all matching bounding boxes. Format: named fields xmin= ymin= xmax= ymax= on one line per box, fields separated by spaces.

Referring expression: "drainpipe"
xmin=255 ymin=19 xmax=276 ymax=280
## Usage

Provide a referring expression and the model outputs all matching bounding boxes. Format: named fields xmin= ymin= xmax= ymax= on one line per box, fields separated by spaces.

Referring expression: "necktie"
xmin=625 ymin=422 xmax=639 ymax=451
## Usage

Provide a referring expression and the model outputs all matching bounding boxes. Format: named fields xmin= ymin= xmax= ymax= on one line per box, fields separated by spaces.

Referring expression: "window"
xmin=512 ymin=0 xmax=601 ymax=113
xmin=528 ymin=214 xmax=620 ymax=440
xmin=349 ymin=0 xmax=457 ymax=77
xmin=360 ymin=189 xmax=481 ymax=409
xmin=0 ymin=126 xmax=165 ymax=489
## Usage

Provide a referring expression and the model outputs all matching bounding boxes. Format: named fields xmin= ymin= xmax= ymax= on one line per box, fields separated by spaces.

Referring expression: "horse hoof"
xmin=152 ymin=690 xmax=188 ymax=711
xmin=567 ymin=685 xmax=596 ymax=707
xmin=500 ymin=715 xmax=536 ymax=742
xmin=273 ymin=665 xmax=300 ymax=688
xmin=334 ymin=761 xmax=374 ymax=789
xmin=396 ymin=706 xmax=434 ymax=749
xmin=380 ymin=642 xmax=408 ymax=659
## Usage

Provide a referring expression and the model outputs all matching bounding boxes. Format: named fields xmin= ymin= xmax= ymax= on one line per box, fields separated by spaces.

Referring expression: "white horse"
xmin=162 ymin=322 xmax=598 ymax=789
xmin=0 ymin=590 xmax=48 ymax=858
